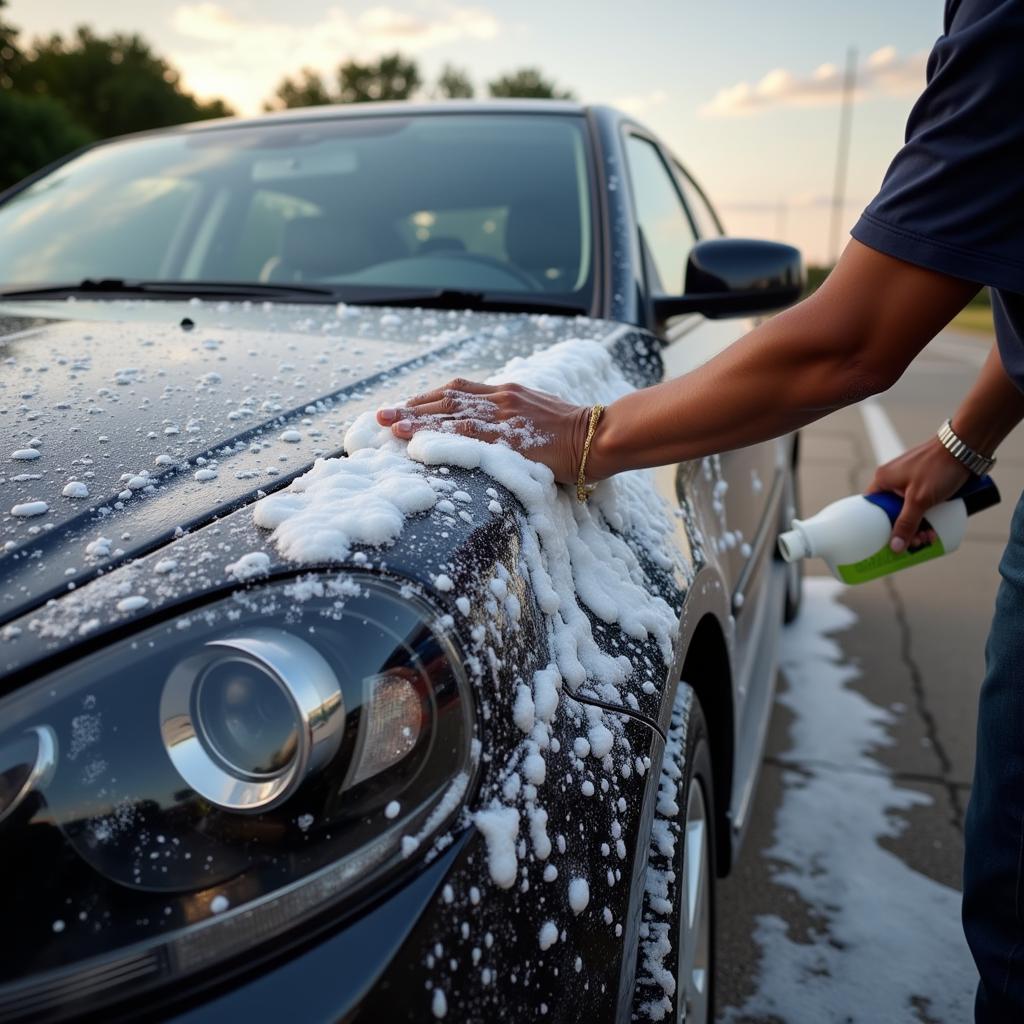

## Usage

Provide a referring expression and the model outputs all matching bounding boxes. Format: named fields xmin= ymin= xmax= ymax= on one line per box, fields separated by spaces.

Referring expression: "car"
xmin=0 ymin=100 xmax=804 ymax=1024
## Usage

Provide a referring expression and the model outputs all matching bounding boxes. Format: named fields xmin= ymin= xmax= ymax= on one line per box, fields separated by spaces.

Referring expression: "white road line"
xmin=860 ymin=398 xmax=905 ymax=464
xmin=860 ymin=334 xmax=984 ymax=462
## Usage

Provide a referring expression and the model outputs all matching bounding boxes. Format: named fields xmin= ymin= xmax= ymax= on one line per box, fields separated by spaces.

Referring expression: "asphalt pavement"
xmin=715 ymin=327 xmax=1024 ymax=1023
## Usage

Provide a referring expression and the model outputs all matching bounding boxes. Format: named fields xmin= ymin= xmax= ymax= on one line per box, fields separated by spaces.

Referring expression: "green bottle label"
xmin=836 ymin=537 xmax=946 ymax=584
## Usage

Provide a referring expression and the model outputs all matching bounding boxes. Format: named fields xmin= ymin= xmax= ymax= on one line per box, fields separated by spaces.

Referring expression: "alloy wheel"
xmin=678 ymin=776 xmax=711 ymax=1023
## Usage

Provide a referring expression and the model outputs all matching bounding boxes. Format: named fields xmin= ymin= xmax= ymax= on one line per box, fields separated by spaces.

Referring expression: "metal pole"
xmin=828 ymin=47 xmax=857 ymax=267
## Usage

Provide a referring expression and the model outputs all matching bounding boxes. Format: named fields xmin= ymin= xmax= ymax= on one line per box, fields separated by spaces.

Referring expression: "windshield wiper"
xmin=345 ymin=288 xmax=589 ymax=316
xmin=0 ymin=278 xmax=338 ymax=301
xmin=0 ymin=280 xmax=590 ymax=316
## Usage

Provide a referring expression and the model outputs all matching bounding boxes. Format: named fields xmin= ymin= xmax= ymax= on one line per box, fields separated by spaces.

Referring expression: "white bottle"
xmin=777 ymin=476 xmax=999 ymax=585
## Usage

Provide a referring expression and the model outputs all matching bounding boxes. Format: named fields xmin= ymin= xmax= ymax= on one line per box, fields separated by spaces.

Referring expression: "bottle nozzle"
xmin=778 ymin=526 xmax=809 ymax=563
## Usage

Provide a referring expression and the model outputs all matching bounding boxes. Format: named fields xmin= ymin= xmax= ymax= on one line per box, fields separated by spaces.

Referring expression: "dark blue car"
xmin=0 ymin=101 xmax=803 ymax=1023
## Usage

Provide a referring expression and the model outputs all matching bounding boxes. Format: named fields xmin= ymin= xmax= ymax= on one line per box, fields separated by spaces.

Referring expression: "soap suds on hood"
xmin=253 ymin=338 xmax=682 ymax=897
xmin=253 ymin=448 xmax=437 ymax=562
xmin=254 ymin=338 xmax=679 ymax=679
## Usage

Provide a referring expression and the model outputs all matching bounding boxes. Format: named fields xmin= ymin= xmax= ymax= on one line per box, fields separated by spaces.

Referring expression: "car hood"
xmin=0 ymin=298 xmax=633 ymax=632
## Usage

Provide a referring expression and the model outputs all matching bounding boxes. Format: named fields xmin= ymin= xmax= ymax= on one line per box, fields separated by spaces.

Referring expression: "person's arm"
xmin=587 ymin=240 xmax=978 ymax=478
xmin=378 ymin=240 xmax=977 ymax=481
xmin=870 ymin=343 xmax=1024 ymax=551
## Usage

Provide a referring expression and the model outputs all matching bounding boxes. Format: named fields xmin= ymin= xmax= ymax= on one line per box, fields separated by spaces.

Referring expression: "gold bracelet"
xmin=576 ymin=404 xmax=605 ymax=502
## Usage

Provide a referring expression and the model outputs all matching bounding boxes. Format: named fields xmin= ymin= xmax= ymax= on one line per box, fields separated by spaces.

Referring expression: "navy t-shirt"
xmin=851 ymin=0 xmax=1024 ymax=388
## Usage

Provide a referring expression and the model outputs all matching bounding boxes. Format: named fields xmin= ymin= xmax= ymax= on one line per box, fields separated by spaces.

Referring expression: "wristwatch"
xmin=937 ymin=418 xmax=996 ymax=476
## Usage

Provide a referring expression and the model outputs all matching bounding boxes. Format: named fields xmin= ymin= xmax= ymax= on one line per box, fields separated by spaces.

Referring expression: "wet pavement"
xmin=715 ymin=328 xmax=1023 ymax=1023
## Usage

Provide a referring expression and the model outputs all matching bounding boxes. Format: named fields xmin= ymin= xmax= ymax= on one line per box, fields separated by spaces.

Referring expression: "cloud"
xmin=611 ymin=89 xmax=669 ymax=118
xmin=700 ymin=46 xmax=927 ymax=118
xmin=169 ymin=3 xmax=501 ymax=114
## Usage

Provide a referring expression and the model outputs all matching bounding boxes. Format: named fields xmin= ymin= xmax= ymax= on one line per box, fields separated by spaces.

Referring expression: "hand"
xmin=376 ymin=378 xmax=593 ymax=485
xmin=868 ymin=436 xmax=972 ymax=552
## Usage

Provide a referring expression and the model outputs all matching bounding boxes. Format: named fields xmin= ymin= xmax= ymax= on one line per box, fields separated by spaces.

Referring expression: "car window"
xmin=0 ymin=115 xmax=595 ymax=307
xmin=232 ymin=190 xmax=323 ymax=281
xmin=674 ymin=165 xmax=723 ymax=239
xmin=0 ymin=173 xmax=202 ymax=283
xmin=400 ymin=206 xmax=506 ymax=259
xmin=624 ymin=135 xmax=696 ymax=294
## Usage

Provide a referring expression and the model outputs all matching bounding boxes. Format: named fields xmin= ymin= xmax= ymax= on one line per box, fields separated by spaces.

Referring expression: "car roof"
xmin=172 ymin=99 xmax=593 ymax=136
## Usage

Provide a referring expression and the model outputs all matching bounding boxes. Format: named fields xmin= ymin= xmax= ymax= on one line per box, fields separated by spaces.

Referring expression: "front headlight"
xmin=0 ymin=574 xmax=475 ymax=1020
xmin=161 ymin=629 xmax=346 ymax=812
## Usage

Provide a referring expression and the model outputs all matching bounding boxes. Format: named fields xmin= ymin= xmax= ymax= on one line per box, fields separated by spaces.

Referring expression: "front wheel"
xmin=634 ymin=684 xmax=716 ymax=1023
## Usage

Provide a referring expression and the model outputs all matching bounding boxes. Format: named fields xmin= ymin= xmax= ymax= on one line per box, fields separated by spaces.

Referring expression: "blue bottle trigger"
xmin=863 ymin=474 xmax=1000 ymax=527
xmin=863 ymin=490 xmax=904 ymax=527
xmin=957 ymin=473 xmax=1001 ymax=515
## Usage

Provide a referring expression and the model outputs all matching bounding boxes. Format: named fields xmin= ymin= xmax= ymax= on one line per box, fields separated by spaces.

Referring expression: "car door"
xmin=621 ymin=130 xmax=783 ymax=684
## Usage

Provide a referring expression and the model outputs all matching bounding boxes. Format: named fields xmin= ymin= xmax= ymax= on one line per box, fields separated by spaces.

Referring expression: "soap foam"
xmin=254 ymin=338 xmax=681 ymax=894
xmin=254 ymin=448 xmax=438 ymax=562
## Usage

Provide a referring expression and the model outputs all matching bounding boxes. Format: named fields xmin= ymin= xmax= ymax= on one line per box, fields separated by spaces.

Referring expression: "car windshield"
xmin=0 ymin=113 xmax=595 ymax=307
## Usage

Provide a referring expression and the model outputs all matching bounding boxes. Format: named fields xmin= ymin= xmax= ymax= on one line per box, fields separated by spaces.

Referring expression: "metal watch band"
xmin=937 ymin=418 xmax=996 ymax=476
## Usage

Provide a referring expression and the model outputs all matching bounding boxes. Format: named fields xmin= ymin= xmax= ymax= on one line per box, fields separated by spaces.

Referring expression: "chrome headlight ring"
xmin=159 ymin=630 xmax=345 ymax=812
xmin=0 ymin=724 xmax=58 ymax=825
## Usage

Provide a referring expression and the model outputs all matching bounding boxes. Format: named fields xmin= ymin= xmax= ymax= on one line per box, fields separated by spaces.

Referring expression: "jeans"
xmin=964 ymin=489 xmax=1024 ymax=1022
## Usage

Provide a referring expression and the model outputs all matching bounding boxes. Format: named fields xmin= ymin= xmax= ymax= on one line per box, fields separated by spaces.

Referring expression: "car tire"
xmin=782 ymin=440 xmax=803 ymax=624
xmin=634 ymin=683 xmax=716 ymax=1024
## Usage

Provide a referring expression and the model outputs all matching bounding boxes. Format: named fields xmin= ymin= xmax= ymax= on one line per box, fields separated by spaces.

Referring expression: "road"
xmin=716 ymin=327 xmax=1024 ymax=1023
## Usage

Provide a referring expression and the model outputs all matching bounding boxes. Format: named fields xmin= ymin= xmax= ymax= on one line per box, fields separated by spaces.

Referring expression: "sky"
xmin=11 ymin=1 xmax=946 ymax=265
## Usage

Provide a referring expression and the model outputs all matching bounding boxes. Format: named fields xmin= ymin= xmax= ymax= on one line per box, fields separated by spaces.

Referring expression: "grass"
xmin=950 ymin=304 xmax=995 ymax=336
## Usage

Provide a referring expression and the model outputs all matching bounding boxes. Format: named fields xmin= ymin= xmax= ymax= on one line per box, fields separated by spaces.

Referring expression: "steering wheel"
xmin=421 ymin=249 xmax=540 ymax=290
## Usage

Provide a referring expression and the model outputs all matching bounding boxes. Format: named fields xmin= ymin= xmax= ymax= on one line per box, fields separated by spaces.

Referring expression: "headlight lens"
xmin=161 ymin=630 xmax=345 ymax=811
xmin=195 ymin=653 xmax=303 ymax=776
xmin=0 ymin=574 xmax=474 ymax=1019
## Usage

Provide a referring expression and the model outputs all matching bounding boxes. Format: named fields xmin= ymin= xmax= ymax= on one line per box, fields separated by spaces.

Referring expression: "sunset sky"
xmin=11 ymin=1 xmax=946 ymax=264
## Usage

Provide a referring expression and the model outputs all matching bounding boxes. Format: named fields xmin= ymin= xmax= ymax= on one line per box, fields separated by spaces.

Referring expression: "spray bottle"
xmin=777 ymin=475 xmax=1000 ymax=584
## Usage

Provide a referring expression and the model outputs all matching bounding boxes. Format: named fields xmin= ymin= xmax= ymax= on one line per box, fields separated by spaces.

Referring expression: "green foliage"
xmin=11 ymin=27 xmax=230 ymax=139
xmin=0 ymin=89 xmax=91 ymax=190
xmin=803 ymin=265 xmax=831 ymax=297
xmin=0 ymin=0 xmax=22 ymax=89
xmin=337 ymin=52 xmax=421 ymax=103
xmin=265 ymin=67 xmax=332 ymax=111
xmin=0 ymin=7 xmax=233 ymax=189
xmin=967 ymin=285 xmax=991 ymax=309
xmin=267 ymin=52 xmax=423 ymax=109
xmin=488 ymin=67 xmax=574 ymax=100
xmin=266 ymin=56 xmax=576 ymax=108
xmin=435 ymin=64 xmax=474 ymax=100
xmin=0 ymin=1 xmax=579 ymax=194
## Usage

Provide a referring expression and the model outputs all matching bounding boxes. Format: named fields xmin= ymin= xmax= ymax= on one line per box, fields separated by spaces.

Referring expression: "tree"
xmin=267 ymin=52 xmax=423 ymax=109
xmin=11 ymin=27 xmax=231 ymax=139
xmin=265 ymin=67 xmax=332 ymax=111
xmin=435 ymin=64 xmax=474 ymax=99
xmin=0 ymin=0 xmax=22 ymax=89
xmin=488 ymin=67 xmax=574 ymax=100
xmin=337 ymin=52 xmax=421 ymax=103
xmin=0 ymin=13 xmax=235 ymax=189
xmin=0 ymin=89 xmax=91 ymax=189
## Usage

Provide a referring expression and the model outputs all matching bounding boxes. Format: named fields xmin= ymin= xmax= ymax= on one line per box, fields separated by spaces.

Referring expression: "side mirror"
xmin=653 ymin=238 xmax=804 ymax=320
